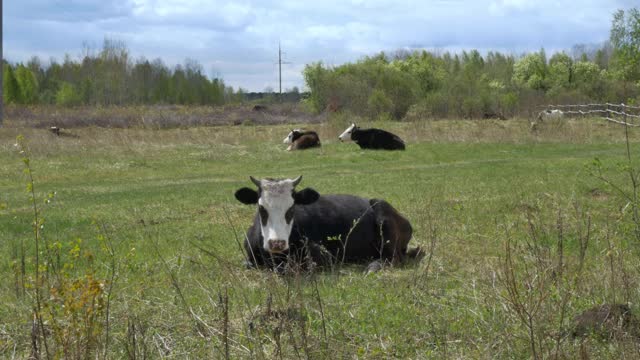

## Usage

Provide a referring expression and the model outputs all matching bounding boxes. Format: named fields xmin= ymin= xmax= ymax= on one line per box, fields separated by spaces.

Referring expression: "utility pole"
xmin=277 ymin=42 xmax=290 ymax=101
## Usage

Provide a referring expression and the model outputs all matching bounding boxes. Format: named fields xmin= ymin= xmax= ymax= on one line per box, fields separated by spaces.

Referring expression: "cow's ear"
xmin=235 ymin=187 xmax=259 ymax=204
xmin=294 ymin=188 xmax=320 ymax=205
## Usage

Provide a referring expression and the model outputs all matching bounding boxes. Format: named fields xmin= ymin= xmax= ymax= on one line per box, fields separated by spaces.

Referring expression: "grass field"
xmin=1 ymin=117 xmax=639 ymax=359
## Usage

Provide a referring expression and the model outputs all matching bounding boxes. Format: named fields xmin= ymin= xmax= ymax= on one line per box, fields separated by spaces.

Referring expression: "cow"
xmin=531 ymin=109 xmax=565 ymax=131
xmin=537 ymin=109 xmax=564 ymax=122
xmin=338 ymin=123 xmax=406 ymax=150
xmin=283 ymin=129 xmax=321 ymax=151
xmin=234 ymin=176 xmax=421 ymax=272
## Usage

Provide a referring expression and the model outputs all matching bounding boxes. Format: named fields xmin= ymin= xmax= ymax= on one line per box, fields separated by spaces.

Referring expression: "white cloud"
xmin=489 ymin=0 xmax=537 ymax=15
xmin=4 ymin=0 xmax=636 ymax=91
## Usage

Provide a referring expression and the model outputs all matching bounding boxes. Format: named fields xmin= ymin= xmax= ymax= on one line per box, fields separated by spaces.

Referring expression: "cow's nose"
xmin=268 ymin=239 xmax=287 ymax=252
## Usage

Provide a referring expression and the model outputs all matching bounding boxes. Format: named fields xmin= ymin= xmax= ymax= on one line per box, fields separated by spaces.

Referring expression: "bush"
xmin=56 ymin=82 xmax=82 ymax=107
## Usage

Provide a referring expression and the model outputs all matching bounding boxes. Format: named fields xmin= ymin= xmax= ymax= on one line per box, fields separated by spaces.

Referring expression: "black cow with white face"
xmin=338 ymin=123 xmax=406 ymax=150
xmin=234 ymin=176 xmax=419 ymax=271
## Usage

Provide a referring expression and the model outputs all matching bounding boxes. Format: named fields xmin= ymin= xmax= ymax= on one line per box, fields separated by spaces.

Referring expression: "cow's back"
xmin=243 ymin=193 xmax=415 ymax=268
xmin=292 ymin=194 xmax=380 ymax=261
xmin=292 ymin=133 xmax=321 ymax=150
xmin=355 ymin=129 xmax=405 ymax=150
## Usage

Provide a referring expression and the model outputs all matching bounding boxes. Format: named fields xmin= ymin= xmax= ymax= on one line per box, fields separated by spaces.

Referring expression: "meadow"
xmin=1 ymin=115 xmax=639 ymax=359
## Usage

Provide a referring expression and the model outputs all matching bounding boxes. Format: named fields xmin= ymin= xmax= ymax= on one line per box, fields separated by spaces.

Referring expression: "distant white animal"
xmin=531 ymin=109 xmax=565 ymax=131
xmin=537 ymin=109 xmax=564 ymax=121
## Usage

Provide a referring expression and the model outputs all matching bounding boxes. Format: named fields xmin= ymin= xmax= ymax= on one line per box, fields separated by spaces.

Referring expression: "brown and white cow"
xmin=283 ymin=129 xmax=321 ymax=151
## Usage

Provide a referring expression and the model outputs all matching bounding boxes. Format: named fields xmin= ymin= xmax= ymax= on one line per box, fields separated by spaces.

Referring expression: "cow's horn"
xmin=291 ymin=175 xmax=302 ymax=187
xmin=249 ymin=176 xmax=261 ymax=187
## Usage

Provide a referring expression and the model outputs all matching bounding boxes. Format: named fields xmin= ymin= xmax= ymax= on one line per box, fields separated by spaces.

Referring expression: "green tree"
xmin=15 ymin=65 xmax=39 ymax=104
xmin=573 ymin=61 xmax=601 ymax=97
xmin=390 ymin=50 xmax=445 ymax=94
xmin=56 ymin=82 xmax=81 ymax=106
xmin=3 ymin=64 xmax=21 ymax=104
xmin=610 ymin=8 xmax=640 ymax=82
xmin=367 ymin=88 xmax=393 ymax=118
xmin=547 ymin=52 xmax=573 ymax=90
xmin=303 ymin=62 xmax=332 ymax=112
xmin=150 ymin=58 xmax=171 ymax=103
xmin=513 ymin=51 xmax=548 ymax=91
xmin=210 ymin=78 xmax=225 ymax=106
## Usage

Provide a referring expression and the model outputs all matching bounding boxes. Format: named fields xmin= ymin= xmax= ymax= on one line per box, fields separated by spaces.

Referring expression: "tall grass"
xmin=1 ymin=116 xmax=639 ymax=358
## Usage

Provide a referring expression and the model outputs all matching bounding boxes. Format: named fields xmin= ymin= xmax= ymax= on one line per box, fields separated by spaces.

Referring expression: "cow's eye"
xmin=258 ymin=205 xmax=268 ymax=225
xmin=285 ymin=206 xmax=294 ymax=224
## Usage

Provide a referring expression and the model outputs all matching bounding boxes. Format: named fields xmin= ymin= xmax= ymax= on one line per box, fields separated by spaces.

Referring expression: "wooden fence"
xmin=542 ymin=103 xmax=640 ymax=127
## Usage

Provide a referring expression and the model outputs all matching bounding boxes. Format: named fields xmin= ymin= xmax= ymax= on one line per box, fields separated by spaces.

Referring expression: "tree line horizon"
xmin=3 ymin=8 xmax=639 ymax=119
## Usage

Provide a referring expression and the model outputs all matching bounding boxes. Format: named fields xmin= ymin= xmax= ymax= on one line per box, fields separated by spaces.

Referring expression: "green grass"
xmin=1 ymin=118 xmax=639 ymax=358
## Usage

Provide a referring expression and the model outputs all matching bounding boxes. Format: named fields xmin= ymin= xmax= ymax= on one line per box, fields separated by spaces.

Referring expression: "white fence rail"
xmin=541 ymin=103 xmax=640 ymax=127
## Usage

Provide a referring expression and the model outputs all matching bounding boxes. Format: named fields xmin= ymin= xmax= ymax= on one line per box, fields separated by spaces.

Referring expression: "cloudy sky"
xmin=4 ymin=0 xmax=636 ymax=92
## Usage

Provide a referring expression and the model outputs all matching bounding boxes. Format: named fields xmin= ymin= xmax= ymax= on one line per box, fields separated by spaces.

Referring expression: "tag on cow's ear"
xmin=235 ymin=187 xmax=259 ymax=204
xmin=294 ymin=188 xmax=319 ymax=205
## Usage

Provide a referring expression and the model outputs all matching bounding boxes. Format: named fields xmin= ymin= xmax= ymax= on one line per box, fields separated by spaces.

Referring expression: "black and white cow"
xmin=234 ymin=176 xmax=420 ymax=271
xmin=338 ymin=123 xmax=406 ymax=150
xmin=283 ymin=129 xmax=321 ymax=151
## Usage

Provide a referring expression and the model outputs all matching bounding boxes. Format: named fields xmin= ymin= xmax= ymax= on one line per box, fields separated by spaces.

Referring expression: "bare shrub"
xmin=4 ymin=104 xmax=324 ymax=129
xmin=495 ymin=203 xmax=592 ymax=359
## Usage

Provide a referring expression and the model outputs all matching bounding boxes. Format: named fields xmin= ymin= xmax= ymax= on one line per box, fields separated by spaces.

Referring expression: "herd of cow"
xmin=234 ymin=110 xmax=569 ymax=273
xmin=284 ymin=123 xmax=407 ymax=151
xmin=234 ymin=123 xmax=418 ymax=273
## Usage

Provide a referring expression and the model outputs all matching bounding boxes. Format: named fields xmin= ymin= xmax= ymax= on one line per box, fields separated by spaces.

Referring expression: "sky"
xmin=3 ymin=0 xmax=637 ymax=92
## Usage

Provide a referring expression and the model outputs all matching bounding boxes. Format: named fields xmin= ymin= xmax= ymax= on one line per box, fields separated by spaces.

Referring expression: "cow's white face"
xmin=257 ymin=179 xmax=296 ymax=252
xmin=338 ymin=123 xmax=356 ymax=141
xmin=283 ymin=129 xmax=302 ymax=144
xmin=235 ymin=176 xmax=319 ymax=253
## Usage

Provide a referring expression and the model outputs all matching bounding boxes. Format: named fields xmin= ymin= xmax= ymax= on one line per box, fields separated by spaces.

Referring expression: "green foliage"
xmin=367 ymin=88 xmax=393 ymax=118
xmin=303 ymin=18 xmax=639 ymax=120
xmin=547 ymin=52 xmax=573 ymax=90
xmin=302 ymin=62 xmax=327 ymax=112
xmin=610 ymin=8 xmax=640 ymax=82
xmin=390 ymin=50 xmax=445 ymax=93
xmin=3 ymin=39 xmax=239 ymax=107
xmin=3 ymin=63 xmax=21 ymax=104
xmin=573 ymin=61 xmax=603 ymax=98
xmin=56 ymin=82 xmax=82 ymax=107
xmin=14 ymin=65 xmax=39 ymax=104
xmin=513 ymin=51 xmax=548 ymax=91
xmin=10 ymin=137 xmax=119 ymax=359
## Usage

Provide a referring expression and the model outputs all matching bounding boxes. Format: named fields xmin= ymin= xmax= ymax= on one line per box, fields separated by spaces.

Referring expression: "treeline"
xmin=304 ymin=8 xmax=640 ymax=119
xmin=3 ymin=39 xmax=243 ymax=107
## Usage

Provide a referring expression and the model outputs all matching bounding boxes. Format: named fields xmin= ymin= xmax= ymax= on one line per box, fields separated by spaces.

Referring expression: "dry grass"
xmin=2 ymin=110 xmax=640 ymax=358
xmin=3 ymin=103 xmax=323 ymax=129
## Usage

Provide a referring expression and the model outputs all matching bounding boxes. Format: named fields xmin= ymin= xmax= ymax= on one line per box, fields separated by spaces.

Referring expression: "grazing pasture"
xmin=1 ymin=117 xmax=639 ymax=358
